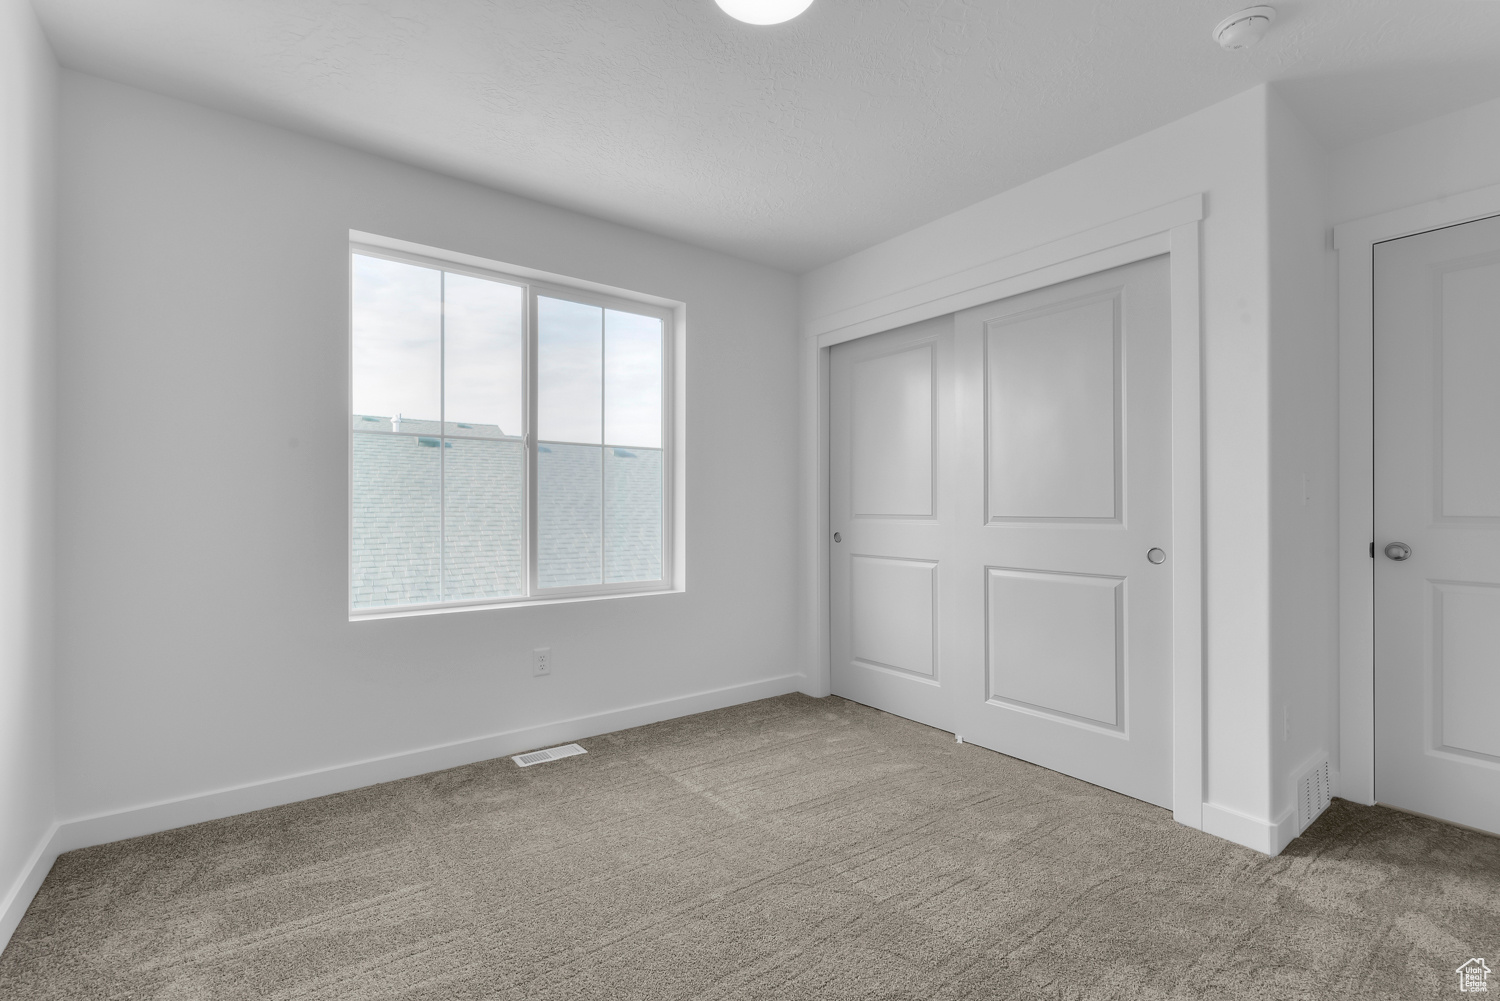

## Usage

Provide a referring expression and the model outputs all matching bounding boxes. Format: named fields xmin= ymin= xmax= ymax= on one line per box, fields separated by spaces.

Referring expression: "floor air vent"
xmin=512 ymin=743 xmax=587 ymax=768
xmin=1297 ymin=760 xmax=1331 ymax=833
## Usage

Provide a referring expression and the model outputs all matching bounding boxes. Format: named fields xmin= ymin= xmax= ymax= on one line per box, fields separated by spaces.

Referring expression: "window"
xmin=349 ymin=244 xmax=673 ymax=614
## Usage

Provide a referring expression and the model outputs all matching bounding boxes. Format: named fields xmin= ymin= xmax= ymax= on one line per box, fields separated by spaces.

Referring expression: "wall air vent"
xmin=512 ymin=743 xmax=588 ymax=767
xmin=1297 ymin=760 xmax=1331 ymax=833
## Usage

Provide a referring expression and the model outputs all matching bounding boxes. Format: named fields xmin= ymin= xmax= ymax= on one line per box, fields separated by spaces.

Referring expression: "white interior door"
xmin=1375 ymin=213 xmax=1500 ymax=835
xmin=829 ymin=315 xmax=954 ymax=733
xmin=947 ymin=256 xmax=1174 ymax=808
xmin=828 ymin=257 xmax=1174 ymax=808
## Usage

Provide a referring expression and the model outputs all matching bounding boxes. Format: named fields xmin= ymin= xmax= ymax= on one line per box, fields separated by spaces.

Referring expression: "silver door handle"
xmin=1384 ymin=541 xmax=1412 ymax=561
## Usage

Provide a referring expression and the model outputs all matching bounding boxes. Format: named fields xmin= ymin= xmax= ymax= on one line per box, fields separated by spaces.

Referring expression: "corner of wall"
xmin=1201 ymin=800 xmax=1298 ymax=856
xmin=0 ymin=0 xmax=60 ymax=955
xmin=1264 ymin=85 xmax=1339 ymax=840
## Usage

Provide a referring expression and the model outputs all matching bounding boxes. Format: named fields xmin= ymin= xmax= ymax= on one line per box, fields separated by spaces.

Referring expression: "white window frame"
xmin=348 ymin=235 xmax=680 ymax=619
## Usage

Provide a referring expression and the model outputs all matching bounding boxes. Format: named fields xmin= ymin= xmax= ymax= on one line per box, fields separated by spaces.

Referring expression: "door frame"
xmin=800 ymin=194 xmax=1207 ymax=829
xmin=1332 ymin=181 xmax=1500 ymax=807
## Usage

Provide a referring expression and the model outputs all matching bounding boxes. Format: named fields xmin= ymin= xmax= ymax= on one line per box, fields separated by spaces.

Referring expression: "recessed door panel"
xmin=852 ymin=556 xmax=936 ymax=677
xmin=987 ymin=295 xmax=1118 ymax=521
xmin=1434 ymin=582 xmax=1500 ymax=760
xmin=853 ymin=345 xmax=934 ymax=517
xmin=1439 ymin=260 xmax=1500 ymax=519
xmin=987 ymin=569 xmax=1121 ymax=727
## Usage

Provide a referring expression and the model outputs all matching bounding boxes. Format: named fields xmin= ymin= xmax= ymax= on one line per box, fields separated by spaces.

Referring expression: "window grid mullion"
xmin=438 ymin=270 xmax=446 ymax=605
xmin=599 ymin=308 xmax=606 ymax=587
xmin=528 ymin=287 xmax=540 ymax=597
xmin=523 ymin=284 xmax=532 ymax=598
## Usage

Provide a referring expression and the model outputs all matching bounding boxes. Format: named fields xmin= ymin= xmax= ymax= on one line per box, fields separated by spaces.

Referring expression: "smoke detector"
xmin=1214 ymin=6 xmax=1276 ymax=50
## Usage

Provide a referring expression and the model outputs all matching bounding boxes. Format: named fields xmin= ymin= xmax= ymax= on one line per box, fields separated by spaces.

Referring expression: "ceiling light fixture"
xmin=1213 ymin=6 xmax=1276 ymax=50
xmin=714 ymin=0 xmax=815 ymax=25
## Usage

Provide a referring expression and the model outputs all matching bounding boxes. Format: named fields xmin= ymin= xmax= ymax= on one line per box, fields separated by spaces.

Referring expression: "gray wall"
xmin=1266 ymin=87 xmax=1339 ymax=826
xmin=0 ymin=0 xmax=57 ymax=941
xmin=53 ymin=71 xmax=803 ymax=822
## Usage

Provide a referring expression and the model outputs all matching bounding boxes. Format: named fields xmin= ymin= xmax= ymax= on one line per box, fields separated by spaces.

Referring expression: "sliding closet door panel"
xmin=829 ymin=316 xmax=954 ymax=732
xmin=951 ymin=256 xmax=1173 ymax=809
xmin=830 ymin=256 xmax=1172 ymax=811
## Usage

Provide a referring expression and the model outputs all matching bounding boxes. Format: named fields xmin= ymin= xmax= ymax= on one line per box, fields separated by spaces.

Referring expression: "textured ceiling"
xmin=32 ymin=0 xmax=1500 ymax=271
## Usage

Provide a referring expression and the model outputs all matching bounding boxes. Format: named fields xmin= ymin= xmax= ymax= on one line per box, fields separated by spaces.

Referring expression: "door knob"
xmin=1147 ymin=548 xmax=1166 ymax=564
xmin=1384 ymin=541 xmax=1412 ymax=561
xmin=833 ymin=532 xmax=841 ymax=543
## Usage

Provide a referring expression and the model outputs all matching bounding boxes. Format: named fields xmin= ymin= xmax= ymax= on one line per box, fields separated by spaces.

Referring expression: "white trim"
xmin=349 ymin=231 xmax=683 ymax=310
xmin=0 ymin=822 xmax=62 ymax=953
xmin=1168 ymin=218 xmax=1205 ymax=831
xmin=802 ymin=196 xmax=1207 ymax=832
xmin=1332 ymin=181 xmax=1500 ymax=807
xmin=805 ymin=194 xmax=1203 ymax=344
xmin=0 ymin=673 xmax=801 ymax=956
xmin=1201 ymin=802 xmax=1298 ymax=856
xmin=57 ymin=674 xmax=799 ymax=849
xmin=348 ymin=581 xmax=683 ymax=621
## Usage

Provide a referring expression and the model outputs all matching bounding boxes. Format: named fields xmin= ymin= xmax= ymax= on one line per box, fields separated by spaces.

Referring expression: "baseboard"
xmin=1270 ymin=806 xmax=1299 ymax=854
xmin=1200 ymin=801 xmax=1298 ymax=856
xmin=1 ymin=675 xmax=798 ymax=955
xmin=33 ymin=673 xmax=802 ymax=890
xmin=0 ymin=821 xmax=64 ymax=954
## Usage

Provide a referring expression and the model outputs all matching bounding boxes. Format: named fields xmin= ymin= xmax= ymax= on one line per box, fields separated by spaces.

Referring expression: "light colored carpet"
xmin=2 ymin=694 xmax=1497 ymax=999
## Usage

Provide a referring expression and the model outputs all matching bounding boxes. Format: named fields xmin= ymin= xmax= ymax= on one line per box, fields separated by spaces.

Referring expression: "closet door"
xmin=947 ymin=256 xmax=1174 ymax=808
xmin=829 ymin=256 xmax=1173 ymax=811
xmin=829 ymin=315 xmax=955 ymax=732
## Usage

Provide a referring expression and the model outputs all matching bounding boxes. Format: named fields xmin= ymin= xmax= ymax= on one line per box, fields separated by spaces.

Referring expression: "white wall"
xmin=53 ymin=72 xmax=803 ymax=829
xmin=1266 ymin=88 xmax=1339 ymax=832
xmin=0 ymin=0 xmax=57 ymax=945
xmin=801 ymin=86 xmax=1279 ymax=847
xmin=1332 ymin=93 xmax=1500 ymax=226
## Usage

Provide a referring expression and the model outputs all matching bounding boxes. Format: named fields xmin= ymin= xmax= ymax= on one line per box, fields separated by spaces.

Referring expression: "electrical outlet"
xmin=532 ymin=647 xmax=551 ymax=677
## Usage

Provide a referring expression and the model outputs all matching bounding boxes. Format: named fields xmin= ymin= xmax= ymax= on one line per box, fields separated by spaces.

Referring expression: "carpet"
xmin=2 ymin=694 xmax=1496 ymax=999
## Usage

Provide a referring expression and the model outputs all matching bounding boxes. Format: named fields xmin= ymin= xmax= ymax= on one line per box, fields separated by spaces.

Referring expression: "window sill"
xmin=348 ymin=584 xmax=683 ymax=622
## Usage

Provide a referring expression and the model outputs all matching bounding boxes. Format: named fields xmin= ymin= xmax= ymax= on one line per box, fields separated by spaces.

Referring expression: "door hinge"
xmin=1369 ymin=541 xmax=1374 ymax=558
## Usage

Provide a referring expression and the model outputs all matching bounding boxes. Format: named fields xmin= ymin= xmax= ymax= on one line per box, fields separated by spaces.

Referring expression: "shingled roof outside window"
xmin=349 ymin=240 xmax=673 ymax=614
